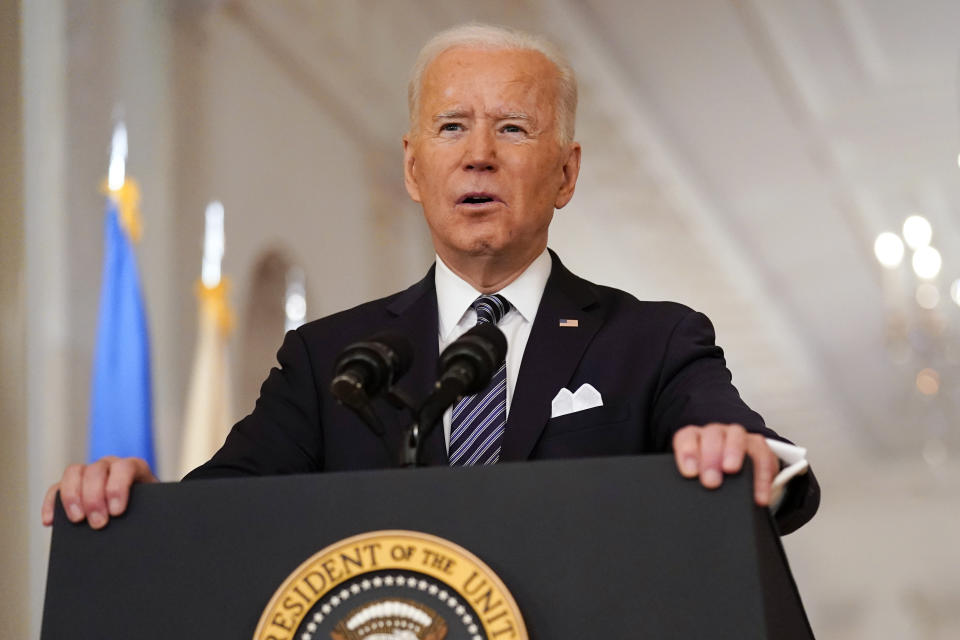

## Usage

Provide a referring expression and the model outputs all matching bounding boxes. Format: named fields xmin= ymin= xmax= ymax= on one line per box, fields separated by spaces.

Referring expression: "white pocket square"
xmin=551 ymin=384 xmax=603 ymax=418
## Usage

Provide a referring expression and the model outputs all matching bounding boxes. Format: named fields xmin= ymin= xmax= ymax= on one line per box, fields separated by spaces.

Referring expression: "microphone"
xmin=418 ymin=323 xmax=507 ymax=431
xmin=330 ymin=331 xmax=414 ymax=410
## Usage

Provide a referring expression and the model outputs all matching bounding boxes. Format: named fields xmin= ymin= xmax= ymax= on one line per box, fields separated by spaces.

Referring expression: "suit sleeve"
xmin=650 ymin=310 xmax=769 ymax=443
xmin=650 ymin=309 xmax=820 ymax=534
xmin=183 ymin=328 xmax=324 ymax=479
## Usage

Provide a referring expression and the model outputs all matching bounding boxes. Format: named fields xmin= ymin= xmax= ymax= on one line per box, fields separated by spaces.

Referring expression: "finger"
xmin=81 ymin=458 xmax=114 ymax=530
xmin=698 ymin=424 xmax=726 ymax=489
xmin=672 ymin=426 xmax=701 ymax=477
xmin=59 ymin=464 xmax=87 ymax=523
xmin=105 ymin=458 xmax=155 ymax=516
xmin=746 ymin=436 xmax=780 ymax=506
xmin=41 ymin=483 xmax=61 ymax=526
xmin=721 ymin=424 xmax=747 ymax=473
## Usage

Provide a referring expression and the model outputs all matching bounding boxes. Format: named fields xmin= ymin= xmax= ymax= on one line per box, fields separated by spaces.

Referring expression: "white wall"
xmin=10 ymin=2 xmax=960 ymax=637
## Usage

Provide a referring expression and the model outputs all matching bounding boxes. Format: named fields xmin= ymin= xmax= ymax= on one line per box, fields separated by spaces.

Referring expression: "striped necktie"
xmin=448 ymin=294 xmax=510 ymax=466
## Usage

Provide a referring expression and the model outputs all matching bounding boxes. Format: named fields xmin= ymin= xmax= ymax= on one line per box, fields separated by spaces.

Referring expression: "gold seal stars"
xmin=253 ymin=530 xmax=527 ymax=640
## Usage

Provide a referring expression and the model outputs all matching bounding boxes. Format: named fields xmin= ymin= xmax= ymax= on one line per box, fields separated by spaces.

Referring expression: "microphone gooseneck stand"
xmin=331 ymin=324 xmax=507 ymax=468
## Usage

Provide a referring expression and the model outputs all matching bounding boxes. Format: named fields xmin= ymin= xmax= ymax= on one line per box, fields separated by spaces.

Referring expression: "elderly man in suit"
xmin=43 ymin=24 xmax=818 ymax=534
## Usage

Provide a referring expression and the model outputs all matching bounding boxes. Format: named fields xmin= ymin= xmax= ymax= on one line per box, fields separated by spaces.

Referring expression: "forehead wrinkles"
xmin=430 ymin=75 xmax=548 ymax=107
xmin=418 ymin=49 xmax=559 ymax=127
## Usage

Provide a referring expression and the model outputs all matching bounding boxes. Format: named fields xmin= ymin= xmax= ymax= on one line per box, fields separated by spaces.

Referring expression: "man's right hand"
xmin=41 ymin=456 xmax=157 ymax=530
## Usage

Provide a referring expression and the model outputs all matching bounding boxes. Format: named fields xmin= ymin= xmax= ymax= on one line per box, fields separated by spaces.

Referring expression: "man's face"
xmin=403 ymin=47 xmax=581 ymax=267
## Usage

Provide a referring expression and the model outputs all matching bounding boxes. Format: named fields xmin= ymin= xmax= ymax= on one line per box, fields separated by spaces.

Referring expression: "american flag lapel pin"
xmin=559 ymin=318 xmax=579 ymax=328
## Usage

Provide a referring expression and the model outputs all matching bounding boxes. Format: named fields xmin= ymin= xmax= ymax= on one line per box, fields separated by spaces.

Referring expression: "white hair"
xmin=407 ymin=23 xmax=578 ymax=144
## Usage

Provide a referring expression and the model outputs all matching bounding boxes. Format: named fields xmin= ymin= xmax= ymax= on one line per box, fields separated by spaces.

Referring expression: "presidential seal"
xmin=253 ymin=530 xmax=527 ymax=640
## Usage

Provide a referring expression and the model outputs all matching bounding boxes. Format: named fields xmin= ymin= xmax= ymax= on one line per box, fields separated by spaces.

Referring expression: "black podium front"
xmin=41 ymin=455 xmax=813 ymax=638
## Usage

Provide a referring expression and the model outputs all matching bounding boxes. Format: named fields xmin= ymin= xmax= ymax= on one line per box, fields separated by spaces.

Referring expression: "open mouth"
xmin=457 ymin=192 xmax=500 ymax=205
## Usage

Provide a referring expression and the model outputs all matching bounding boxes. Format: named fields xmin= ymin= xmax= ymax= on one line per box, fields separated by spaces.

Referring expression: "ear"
xmin=402 ymin=135 xmax=422 ymax=204
xmin=554 ymin=142 xmax=581 ymax=209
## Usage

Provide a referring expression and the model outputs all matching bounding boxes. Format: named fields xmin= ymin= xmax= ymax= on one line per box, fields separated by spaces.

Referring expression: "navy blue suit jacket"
xmin=186 ymin=251 xmax=819 ymax=533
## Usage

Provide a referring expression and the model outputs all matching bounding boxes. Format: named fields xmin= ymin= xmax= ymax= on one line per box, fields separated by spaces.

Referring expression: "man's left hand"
xmin=672 ymin=423 xmax=779 ymax=506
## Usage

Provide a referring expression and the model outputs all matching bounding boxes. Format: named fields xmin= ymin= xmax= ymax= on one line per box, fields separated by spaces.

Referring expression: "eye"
xmin=501 ymin=124 xmax=526 ymax=134
xmin=439 ymin=122 xmax=463 ymax=133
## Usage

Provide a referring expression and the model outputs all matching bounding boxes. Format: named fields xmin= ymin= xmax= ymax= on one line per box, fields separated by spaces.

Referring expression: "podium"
xmin=41 ymin=455 xmax=813 ymax=638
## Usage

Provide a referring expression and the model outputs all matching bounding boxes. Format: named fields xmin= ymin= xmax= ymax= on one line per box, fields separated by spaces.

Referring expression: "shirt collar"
xmin=435 ymin=249 xmax=552 ymax=341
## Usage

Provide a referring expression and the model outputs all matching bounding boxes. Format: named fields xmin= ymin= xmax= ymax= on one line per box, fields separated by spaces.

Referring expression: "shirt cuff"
xmin=765 ymin=438 xmax=809 ymax=513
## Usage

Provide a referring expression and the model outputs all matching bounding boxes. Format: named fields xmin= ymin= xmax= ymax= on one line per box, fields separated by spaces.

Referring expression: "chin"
xmin=461 ymin=239 xmax=500 ymax=256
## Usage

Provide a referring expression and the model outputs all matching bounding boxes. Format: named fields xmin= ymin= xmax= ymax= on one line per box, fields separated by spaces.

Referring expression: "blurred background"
xmin=3 ymin=0 xmax=960 ymax=637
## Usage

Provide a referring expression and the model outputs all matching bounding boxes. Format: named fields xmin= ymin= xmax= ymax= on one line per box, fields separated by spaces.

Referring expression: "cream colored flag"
xmin=179 ymin=278 xmax=234 ymax=477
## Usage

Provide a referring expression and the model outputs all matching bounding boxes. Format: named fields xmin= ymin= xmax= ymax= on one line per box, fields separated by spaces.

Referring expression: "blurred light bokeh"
xmin=4 ymin=1 xmax=960 ymax=638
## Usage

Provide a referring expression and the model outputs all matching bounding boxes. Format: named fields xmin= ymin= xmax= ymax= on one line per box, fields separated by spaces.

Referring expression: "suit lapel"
xmin=501 ymin=251 xmax=604 ymax=461
xmin=381 ymin=267 xmax=448 ymax=466
xmin=378 ymin=252 xmax=604 ymax=465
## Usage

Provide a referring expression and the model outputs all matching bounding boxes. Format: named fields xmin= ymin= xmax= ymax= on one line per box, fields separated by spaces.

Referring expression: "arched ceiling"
xmin=218 ymin=0 xmax=960 ymax=462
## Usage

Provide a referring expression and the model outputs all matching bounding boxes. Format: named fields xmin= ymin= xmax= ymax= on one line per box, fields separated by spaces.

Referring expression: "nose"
xmin=462 ymin=127 xmax=496 ymax=172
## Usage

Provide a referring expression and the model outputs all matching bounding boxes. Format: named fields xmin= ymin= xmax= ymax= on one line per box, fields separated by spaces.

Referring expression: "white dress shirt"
xmin=434 ymin=249 xmax=552 ymax=451
xmin=432 ymin=249 xmax=808 ymax=507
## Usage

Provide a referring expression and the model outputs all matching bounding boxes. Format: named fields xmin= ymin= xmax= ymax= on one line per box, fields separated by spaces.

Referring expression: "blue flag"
xmin=88 ymin=190 xmax=155 ymax=469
